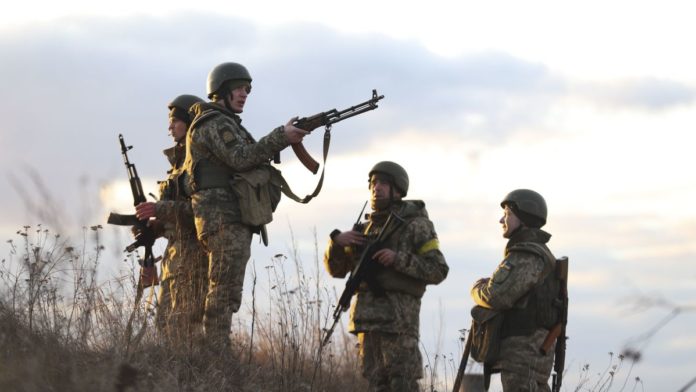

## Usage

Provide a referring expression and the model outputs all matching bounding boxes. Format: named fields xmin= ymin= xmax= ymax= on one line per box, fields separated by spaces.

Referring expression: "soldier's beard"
xmin=371 ymin=197 xmax=391 ymax=212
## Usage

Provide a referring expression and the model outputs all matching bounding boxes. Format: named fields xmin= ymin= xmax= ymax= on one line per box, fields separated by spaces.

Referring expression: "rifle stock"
xmin=540 ymin=323 xmax=562 ymax=355
xmin=452 ymin=325 xmax=473 ymax=392
xmin=550 ymin=256 xmax=569 ymax=392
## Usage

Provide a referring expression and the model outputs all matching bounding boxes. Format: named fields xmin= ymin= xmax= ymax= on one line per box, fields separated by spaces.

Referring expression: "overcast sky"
xmin=2 ymin=1 xmax=696 ymax=390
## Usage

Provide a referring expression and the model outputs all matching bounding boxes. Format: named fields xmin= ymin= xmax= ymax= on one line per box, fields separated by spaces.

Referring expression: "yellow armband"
xmin=417 ymin=238 xmax=439 ymax=255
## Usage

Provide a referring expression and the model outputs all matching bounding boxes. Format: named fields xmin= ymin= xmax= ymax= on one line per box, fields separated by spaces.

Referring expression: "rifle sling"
xmin=191 ymin=127 xmax=331 ymax=204
xmin=277 ymin=126 xmax=331 ymax=204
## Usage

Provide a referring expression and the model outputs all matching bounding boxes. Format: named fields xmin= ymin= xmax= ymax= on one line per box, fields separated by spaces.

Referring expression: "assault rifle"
xmin=107 ymin=134 xmax=159 ymax=288
xmin=320 ymin=205 xmax=403 ymax=347
xmin=284 ymin=89 xmax=384 ymax=174
xmin=540 ymin=256 xmax=569 ymax=392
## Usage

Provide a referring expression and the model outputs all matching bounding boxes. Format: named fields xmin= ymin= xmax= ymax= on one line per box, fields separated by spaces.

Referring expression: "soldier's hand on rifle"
xmin=284 ymin=117 xmax=309 ymax=144
xmin=373 ymin=248 xmax=397 ymax=267
xmin=135 ymin=202 xmax=157 ymax=220
xmin=332 ymin=230 xmax=366 ymax=247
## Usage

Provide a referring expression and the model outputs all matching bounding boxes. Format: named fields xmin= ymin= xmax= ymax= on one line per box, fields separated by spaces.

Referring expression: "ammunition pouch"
xmin=470 ymin=305 xmax=504 ymax=364
xmin=190 ymin=158 xmax=284 ymax=227
xmin=231 ymin=164 xmax=283 ymax=227
xmin=375 ymin=270 xmax=426 ymax=298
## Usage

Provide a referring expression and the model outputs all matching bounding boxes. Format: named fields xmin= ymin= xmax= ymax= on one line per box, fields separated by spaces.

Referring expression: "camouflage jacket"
xmin=153 ymin=143 xmax=205 ymax=281
xmin=182 ymin=102 xmax=289 ymax=238
xmin=470 ymin=227 xmax=556 ymax=381
xmin=324 ymin=200 xmax=449 ymax=338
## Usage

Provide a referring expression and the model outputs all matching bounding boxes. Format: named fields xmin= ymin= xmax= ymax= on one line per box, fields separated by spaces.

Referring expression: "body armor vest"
xmin=501 ymin=242 xmax=560 ymax=338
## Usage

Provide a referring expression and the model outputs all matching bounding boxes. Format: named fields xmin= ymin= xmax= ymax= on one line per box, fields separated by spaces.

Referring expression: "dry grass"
xmin=0 ymin=224 xmax=367 ymax=392
xmin=2 ymin=224 xmax=658 ymax=392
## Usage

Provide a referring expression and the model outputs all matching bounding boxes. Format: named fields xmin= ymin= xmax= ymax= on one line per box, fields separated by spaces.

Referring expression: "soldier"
xmin=135 ymin=94 xmax=209 ymax=346
xmin=324 ymin=161 xmax=449 ymax=392
xmin=180 ymin=62 xmax=307 ymax=349
xmin=470 ymin=189 xmax=559 ymax=392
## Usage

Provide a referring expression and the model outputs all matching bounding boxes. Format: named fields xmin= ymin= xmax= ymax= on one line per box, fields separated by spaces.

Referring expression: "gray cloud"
xmin=0 ymin=13 xmax=563 ymax=157
xmin=0 ymin=13 xmax=569 ymax=228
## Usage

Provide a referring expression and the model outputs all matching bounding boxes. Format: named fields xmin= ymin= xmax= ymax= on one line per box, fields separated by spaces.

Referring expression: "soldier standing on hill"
xmin=134 ymin=94 xmax=209 ymax=346
xmin=324 ymin=161 xmax=449 ymax=391
xmin=470 ymin=189 xmax=560 ymax=392
xmin=179 ymin=62 xmax=308 ymax=350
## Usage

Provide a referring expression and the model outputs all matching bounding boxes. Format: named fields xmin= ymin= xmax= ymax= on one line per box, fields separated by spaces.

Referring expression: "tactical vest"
xmin=191 ymin=159 xmax=235 ymax=192
xmin=500 ymin=242 xmax=560 ymax=338
xmin=361 ymin=202 xmax=428 ymax=298
xmin=185 ymin=108 xmax=235 ymax=194
xmin=185 ymin=107 xmax=281 ymax=226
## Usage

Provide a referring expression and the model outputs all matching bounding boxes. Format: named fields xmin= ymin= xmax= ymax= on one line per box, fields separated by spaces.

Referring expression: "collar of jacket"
xmin=367 ymin=200 xmax=426 ymax=224
xmin=190 ymin=101 xmax=242 ymax=125
xmin=206 ymin=102 xmax=242 ymax=124
xmin=506 ymin=227 xmax=552 ymax=250
xmin=162 ymin=143 xmax=186 ymax=168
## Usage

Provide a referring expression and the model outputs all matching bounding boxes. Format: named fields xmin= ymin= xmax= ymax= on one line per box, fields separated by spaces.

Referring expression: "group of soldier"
xmin=130 ymin=61 xmax=563 ymax=392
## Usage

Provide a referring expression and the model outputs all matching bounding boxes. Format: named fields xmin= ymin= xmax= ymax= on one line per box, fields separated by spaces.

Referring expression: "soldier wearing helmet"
xmin=134 ymin=94 xmax=208 ymax=346
xmin=470 ymin=189 xmax=560 ymax=391
xmin=324 ymin=161 xmax=449 ymax=392
xmin=176 ymin=62 xmax=307 ymax=350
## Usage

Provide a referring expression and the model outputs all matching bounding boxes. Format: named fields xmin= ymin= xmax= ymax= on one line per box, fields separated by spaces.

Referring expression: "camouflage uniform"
xmin=324 ymin=200 xmax=449 ymax=392
xmin=182 ymin=101 xmax=289 ymax=346
xmin=471 ymin=227 xmax=557 ymax=392
xmin=153 ymin=143 xmax=208 ymax=345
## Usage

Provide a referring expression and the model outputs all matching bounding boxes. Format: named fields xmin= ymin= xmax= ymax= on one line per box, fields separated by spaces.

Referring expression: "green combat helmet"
xmin=369 ymin=161 xmax=409 ymax=197
xmin=168 ymin=94 xmax=204 ymax=112
xmin=206 ymin=62 xmax=252 ymax=99
xmin=168 ymin=94 xmax=204 ymax=125
xmin=501 ymin=189 xmax=547 ymax=227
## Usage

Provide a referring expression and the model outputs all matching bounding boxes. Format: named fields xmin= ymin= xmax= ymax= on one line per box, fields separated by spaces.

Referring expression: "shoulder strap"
xmin=189 ymin=108 xmax=219 ymax=130
xmin=508 ymin=242 xmax=556 ymax=279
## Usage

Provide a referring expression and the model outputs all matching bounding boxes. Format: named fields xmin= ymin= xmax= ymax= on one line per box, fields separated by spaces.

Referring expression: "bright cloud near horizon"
xmin=2 ymin=1 xmax=696 ymax=390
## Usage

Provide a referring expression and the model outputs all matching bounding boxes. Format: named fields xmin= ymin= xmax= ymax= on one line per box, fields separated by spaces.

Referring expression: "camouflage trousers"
xmin=155 ymin=237 xmax=209 ymax=347
xmin=199 ymin=222 xmax=253 ymax=348
xmin=498 ymin=329 xmax=554 ymax=391
xmin=500 ymin=371 xmax=551 ymax=392
xmin=358 ymin=331 xmax=422 ymax=392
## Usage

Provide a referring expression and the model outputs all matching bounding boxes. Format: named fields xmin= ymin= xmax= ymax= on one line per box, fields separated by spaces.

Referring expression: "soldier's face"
xmin=168 ymin=117 xmax=188 ymax=143
xmin=500 ymin=205 xmax=522 ymax=238
xmin=369 ymin=175 xmax=401 ymax=211
xmin=229 ymin=84 xmax=250 ymax=113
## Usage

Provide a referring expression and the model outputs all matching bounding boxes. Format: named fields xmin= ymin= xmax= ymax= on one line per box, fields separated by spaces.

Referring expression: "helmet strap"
xmin=222 ymin=91 xmax=234 ymax=112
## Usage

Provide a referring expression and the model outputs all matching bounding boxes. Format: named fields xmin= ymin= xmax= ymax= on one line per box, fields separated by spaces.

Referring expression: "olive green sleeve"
xmin=470 ymin=252 xmax=547 ymax=310
xmin=391 ymin=217 xmax=449 ymax=285
xmin=196 ymin=119 xmax=289 ymax=172
xmin=155 ymin=200 xmax=194 ymax=228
